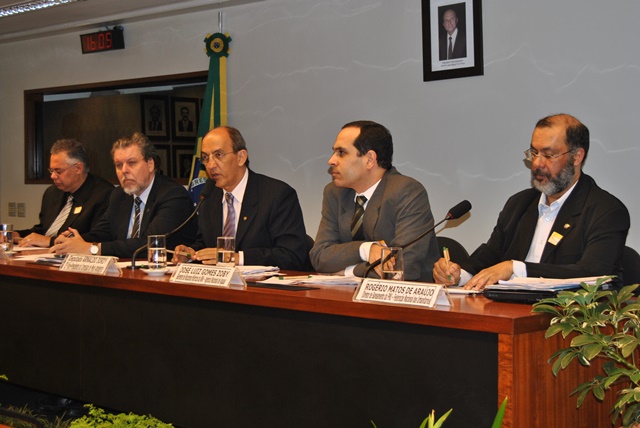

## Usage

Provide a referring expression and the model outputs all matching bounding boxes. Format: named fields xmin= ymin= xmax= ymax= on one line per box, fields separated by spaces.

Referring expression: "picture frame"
xmin=171 ymin=97 xmax=199 ymax=141
xmin=173 ymin=146 xmax=195 ymax=184
xmin=421 ymin=0 xmax=483 ymax=82
xmin=141 ymin=95 xmax=169 ymax=140
xmin=155 ymin=144 xmax=171 ymax=177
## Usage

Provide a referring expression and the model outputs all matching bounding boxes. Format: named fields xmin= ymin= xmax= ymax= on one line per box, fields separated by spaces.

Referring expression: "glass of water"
xmin=147 ymin=235 xmax=167 ymax=270
xmin=217 ymin=236 xmax=236 ymax=267
xmin=381 ymin=247 xmax=404 ymax=281
xmin=0 ymin=224 xmax=13 ymax=253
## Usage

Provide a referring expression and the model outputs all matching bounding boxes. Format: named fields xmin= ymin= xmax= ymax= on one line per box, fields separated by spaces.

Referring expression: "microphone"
xmin=130 ymin=179 xmax=217 ymax=269
xmin=361 ymin=200 xmax=471 ymax=278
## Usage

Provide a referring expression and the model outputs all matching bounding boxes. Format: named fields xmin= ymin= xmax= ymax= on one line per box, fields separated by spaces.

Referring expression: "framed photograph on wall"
xmin=155 ymin=144 xmax=171 ymax=177
xmin=173 ymin=146 xmax=194 ymax=184
xmin=171 ymin=97 xmax=199 ymax=141
xmin=422 ymin=0 xmax=483 ymax=81
xmin=141 ymin=95 xmax=169 ymax=140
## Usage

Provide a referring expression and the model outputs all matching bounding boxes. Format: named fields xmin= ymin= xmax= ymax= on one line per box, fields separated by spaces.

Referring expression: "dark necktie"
xmin=131 ymin=197 xmax=142 ymax=238
xmin=351 ymin=195 xmax=367 ymax=241
xmin=448 ymin=36 xmax=453 ymax=59
xmin=46 ymin=195 xmax=73 ymax=237
xmin=223 ymin=193 xmax=236 ymax=237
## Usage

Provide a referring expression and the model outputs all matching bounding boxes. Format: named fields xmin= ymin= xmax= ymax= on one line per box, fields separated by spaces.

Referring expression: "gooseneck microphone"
xmin=361 ymin=200 xmax=472 ymax=278
xmin=129 ymin=179 xmax=217 ymax=269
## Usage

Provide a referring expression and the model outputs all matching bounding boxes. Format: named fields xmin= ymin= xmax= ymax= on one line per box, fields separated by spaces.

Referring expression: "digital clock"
xmin=80 ymin=27 xmax=125 ymax=54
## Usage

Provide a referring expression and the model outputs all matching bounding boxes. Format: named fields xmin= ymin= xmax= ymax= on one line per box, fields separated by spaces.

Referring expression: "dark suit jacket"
xmin=16 ymin=173 xmax=114 ymax=246
xmin=191 ymin=170 xmax=309 ymax=270
xmin=310 ymin=167 xmax=440 ymax=281
xmin=178 ymin=120 xmax=194 ymax=132
xmin=439 ymin=29 xmax=467 ymax=60
xmin=84 ymin=173 xmax=197 ymax=258
xmin=461 ymin=174 xmax=630 ymax=282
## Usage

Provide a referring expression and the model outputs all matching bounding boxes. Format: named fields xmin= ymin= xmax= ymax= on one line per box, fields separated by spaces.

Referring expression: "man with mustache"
xmin=52 ymin=132 xmax=196 ymax=257
xmin=310 ymin=120 xmax=439 ymax=281
xmin=433 ymin=114 xmax=630 ymax=290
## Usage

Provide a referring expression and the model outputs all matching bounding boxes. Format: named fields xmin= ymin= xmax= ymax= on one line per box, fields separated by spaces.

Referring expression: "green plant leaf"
xmin=491 ymin=397 xmax=508 ymax=428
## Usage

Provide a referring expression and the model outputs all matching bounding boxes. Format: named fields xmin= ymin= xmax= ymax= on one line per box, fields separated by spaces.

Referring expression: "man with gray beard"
xmin=433 ymin=113 xmax=630 ymax=290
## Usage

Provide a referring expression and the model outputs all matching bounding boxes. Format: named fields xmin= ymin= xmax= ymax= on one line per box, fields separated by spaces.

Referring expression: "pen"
xmin=443 ymin=247 xmax=452 ymax=282
xmin=166 ymin=249 xmax=191 ymax=258
xmin=279 ymin=275 xmax=312 ymax=280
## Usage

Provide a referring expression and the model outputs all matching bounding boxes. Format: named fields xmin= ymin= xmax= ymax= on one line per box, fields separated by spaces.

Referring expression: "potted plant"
xmin=532 ymin=279 xmax=640 ymax=427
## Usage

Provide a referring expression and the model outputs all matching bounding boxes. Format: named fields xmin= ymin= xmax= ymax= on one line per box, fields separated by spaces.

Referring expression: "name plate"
xmin=170 ymin=264 xmax=247 ymax=289
xmin=60 ymin=254 xmax=122 ymax=276
xmin=353 ymin=279 xmax=450 ymax=308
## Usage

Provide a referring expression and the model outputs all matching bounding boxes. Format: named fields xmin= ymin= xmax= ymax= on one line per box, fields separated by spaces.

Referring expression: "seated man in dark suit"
xmin=172 ymin=126 xmax=309 ymax=270
xmin=52 ymin=132 xmax=196 ymax=257
xmin=433 ymin=114 xmax=630 ymax=290
xmin=15 ymin=139 xmax=113 ymax=248
xmin=310 ymin=120 xmax=440 ymax=281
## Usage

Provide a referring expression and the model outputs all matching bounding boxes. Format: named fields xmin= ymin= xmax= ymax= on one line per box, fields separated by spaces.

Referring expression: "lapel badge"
xmin=73 ymin=206 xmax=82 ymax=214
xmin=548 ymin=231 xmax=564 ymax=246
xmin=563 ymin=223 xmax=570 ymax=229
xmin=243 ymin=216 xmax=247 ymax=221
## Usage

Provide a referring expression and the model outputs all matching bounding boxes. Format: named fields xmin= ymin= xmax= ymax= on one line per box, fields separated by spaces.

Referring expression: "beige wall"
xmin=1 ymin=0 xmax=639 ymax=252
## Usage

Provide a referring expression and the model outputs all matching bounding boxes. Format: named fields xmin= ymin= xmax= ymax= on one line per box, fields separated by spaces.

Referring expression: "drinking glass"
xmin=147 ymin=235 xmax=167 ymax=270
xmin=0 ymin=224 xmax=13 ymax=253
xmin=217 ymin=236 xmax=236 ymax=267
xmin=380 ymin=247 xmax=404 ymax=281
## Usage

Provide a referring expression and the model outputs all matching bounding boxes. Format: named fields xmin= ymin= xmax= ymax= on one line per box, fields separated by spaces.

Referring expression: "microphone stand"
xmin=361 ymin=215 xmax=449 ymax=278
xmin=129 ymin=193 xmax=208 ymax=269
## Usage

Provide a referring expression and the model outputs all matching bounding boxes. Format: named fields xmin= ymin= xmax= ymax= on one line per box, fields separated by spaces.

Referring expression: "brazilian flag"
xmin=188 ymin=32 xmax=232 ymax=203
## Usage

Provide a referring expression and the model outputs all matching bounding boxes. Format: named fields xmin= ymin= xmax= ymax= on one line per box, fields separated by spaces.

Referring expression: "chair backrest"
xmin=437 ymin=236 xmax=470 ymax=265
xmin=622 ymin=246 xmax=640 ymax=286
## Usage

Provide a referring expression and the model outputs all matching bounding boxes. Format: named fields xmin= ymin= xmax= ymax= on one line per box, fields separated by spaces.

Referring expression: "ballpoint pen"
xmin=443 ymin=247 xmax=452 ymax=282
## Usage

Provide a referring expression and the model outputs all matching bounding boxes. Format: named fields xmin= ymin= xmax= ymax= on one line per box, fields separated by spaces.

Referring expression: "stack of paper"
xmin=487 ymin=276 xmax=610 ymax=291
xmin=258 ymin=275 xmax=361 ymax=286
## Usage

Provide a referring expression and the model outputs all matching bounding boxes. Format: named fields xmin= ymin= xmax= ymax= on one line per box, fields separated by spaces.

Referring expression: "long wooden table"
xmin=0 ymin=257 xmax=616 ymax=427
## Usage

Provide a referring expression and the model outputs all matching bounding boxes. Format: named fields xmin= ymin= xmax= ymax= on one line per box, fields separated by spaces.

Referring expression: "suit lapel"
xmin=235 ymin=171 xmax=257 ymax=247
xmin=339 ymin=190 xmax=355 ymax=240
xmin=540 ymin=176 xmax=589 ymax=261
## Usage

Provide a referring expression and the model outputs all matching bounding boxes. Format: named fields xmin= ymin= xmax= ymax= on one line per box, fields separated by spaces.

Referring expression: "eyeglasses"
xmin=48 ymin=162 xmax=78 ymax=175
xmin=524 ymin=148 xmax=575 ymax=162
xmin=200 ymin=151 xmax=234 ymax=164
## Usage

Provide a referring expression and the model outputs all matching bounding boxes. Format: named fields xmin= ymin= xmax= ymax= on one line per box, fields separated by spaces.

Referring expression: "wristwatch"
xmin=90 ymin=243 xmax=99 ymax=255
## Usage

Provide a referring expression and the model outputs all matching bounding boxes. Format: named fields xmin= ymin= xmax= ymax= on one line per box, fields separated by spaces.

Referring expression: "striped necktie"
xmin=351 ymin=195 xmax=367 ymax=241
xmin=131 ymin=197 xmax=142 ymax=238
xmin=223 ymin=192 xmax=236 ymax=237
xmin=45 ymin=195 xmax=73 ymax=237
xmin=448 ymin=36 xmax=453 ymax=59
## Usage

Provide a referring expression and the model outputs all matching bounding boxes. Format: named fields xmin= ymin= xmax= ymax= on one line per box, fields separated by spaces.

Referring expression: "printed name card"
xmin=170 ymin=264 xmax=247 ymax=289
xmin=353 ymin=279 xmax=451 ymax=308
xmin=60 ymin=254 xmax=122 ymax=276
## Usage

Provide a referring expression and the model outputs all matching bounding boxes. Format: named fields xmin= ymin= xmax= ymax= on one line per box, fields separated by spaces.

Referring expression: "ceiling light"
xmin=0 ymin=0 xmax=84 ymax=18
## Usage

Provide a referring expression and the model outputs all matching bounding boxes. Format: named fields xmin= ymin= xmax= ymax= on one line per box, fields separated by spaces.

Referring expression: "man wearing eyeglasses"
xmin=433 ymin=113 xmax=630 ymax=290
xmin=52 ymin=132 xmax=196 ymax=257
xmin=15 ymin=139 xmax=114 ymax=248
xmin=172 ymin=126 xmax=310 ymax=270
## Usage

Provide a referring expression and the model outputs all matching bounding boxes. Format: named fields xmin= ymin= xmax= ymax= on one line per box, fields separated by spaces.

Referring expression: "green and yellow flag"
xmin=188 ymin=32 xmax=232 ymax=202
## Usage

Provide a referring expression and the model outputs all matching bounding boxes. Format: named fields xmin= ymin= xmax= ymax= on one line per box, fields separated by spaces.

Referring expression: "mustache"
xmin=327 ymin=167 xmax=334 ymax=175
xmin=532 ymin=168 xmax=549 ymax=178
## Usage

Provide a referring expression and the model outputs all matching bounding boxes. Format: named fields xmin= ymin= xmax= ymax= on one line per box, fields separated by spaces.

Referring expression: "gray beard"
xmin=531 ymin=158 xmax=575 ymax=196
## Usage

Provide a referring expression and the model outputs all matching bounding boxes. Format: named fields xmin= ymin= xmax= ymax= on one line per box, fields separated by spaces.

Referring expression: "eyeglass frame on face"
xmin=48 ymin=162 xmax=79 ymax=175
xmin=524 ymin=148 xmax=576 ymax=162
xmin=200 ymin=150 xmax=235 ymax=164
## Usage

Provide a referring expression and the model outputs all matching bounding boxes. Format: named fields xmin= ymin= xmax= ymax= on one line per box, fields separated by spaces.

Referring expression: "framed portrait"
xmin=141 ymin=95 xmax=169 ymax=140
xmin=155 ymin=144 xmax=171 ymax=177
xmin=173 ymin=146 xmax=195 ymax=184
xmin=422 ymin=0 xmax=483 ymax=82
xmin=171 ymin=97 xmax=199 ymax=141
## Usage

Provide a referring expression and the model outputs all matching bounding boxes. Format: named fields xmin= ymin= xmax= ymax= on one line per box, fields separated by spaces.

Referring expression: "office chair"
xmin=622 ymin=246 xmax=640 ymax=286
xmin=437 ymin=236 xmax=470 ymax=265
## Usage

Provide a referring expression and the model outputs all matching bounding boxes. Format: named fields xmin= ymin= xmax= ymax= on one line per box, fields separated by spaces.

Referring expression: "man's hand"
xmin=465 ymin=260 xmax=514 ymax=290
xmin=194 ymin=248 xmax=218 ymax=265
xmin=172 ymin=245 xmax=195 ymax=264
xmin=50 ymin=228 xmax=90 ymax=255
xmin=433 ymin=257 xmax=461 ymax=286
xmin=17 ymin=232 xmax=50 ymax=248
